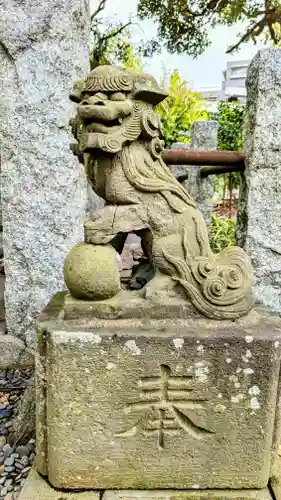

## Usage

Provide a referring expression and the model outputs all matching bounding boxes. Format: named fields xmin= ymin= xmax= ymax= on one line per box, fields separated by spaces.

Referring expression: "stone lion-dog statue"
xmin=67 ymin=65 xmax=253 ymax=320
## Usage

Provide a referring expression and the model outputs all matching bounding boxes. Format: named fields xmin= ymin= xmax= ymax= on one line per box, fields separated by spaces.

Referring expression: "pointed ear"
xmin=132 ymin=87 xmax=168 ymax=105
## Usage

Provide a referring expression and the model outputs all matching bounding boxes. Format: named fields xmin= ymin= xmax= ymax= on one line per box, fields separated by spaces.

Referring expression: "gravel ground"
xmin=0 ymin=369 xmax=35 ymax=500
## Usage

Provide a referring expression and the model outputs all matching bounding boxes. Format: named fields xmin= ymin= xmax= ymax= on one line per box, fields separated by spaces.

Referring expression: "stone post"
xmin=0 ymin=0 xmax=90 ymax=345
xmin=237 ymin=48 xmax=281 ymax=314
xmin=171 ymin=120 xmax=218 ymax=226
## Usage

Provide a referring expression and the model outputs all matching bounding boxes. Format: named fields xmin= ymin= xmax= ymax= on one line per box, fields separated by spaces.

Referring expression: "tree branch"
xmin=99 ymin=21 xmax=132 ymax=43
xmin=241 ymin=8 xmax=266 ymax=19
xmin=269 ymin=22 xmax=278 ymax=43
xmin=226 ymin=17 xmax=267 ymax=53
xmin=227 ymin=2 xmax=281 ymax=53
xmin=206 ymin=0 xmax=230 ymax=11
xmin=91 ymin=0 xmax=107 ymax=21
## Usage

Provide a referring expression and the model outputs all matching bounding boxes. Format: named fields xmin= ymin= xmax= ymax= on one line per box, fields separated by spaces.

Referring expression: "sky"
xmin=90 ymin=0 xmax=267 ymax=90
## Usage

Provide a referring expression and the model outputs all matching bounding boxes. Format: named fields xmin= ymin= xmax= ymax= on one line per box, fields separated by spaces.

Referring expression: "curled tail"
xmin=159 ymin=227 xmax=254 ymax=320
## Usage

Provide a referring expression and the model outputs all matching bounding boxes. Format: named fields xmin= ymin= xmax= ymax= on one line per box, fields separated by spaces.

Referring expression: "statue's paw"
xmin=85 ymin=230 xmax=115 ymax=245
xmin=84 ymin=219 xmax=116 ymax=245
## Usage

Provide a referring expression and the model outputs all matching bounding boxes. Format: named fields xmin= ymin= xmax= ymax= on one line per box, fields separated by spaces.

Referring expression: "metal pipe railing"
xmin=200 ymin=163 xmax=245 ymax=178
xmin=162 ymin=149 xmax=245 ymax=179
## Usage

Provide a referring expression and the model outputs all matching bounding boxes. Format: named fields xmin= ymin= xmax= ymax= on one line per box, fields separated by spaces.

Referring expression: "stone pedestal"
xmin=103 ymin=491 xmax=272 ymax=499
xmin=32 ymin=293 xmax=281 ymax=498
xmin=20 ymin=470 xmax=273 ymax=500
xmin=19 ymin=468 xmax=99 ymax=499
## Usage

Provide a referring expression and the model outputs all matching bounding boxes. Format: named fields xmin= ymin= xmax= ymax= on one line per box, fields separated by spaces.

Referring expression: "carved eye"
xmin=109 ymin=92 xmax=126 ymax=101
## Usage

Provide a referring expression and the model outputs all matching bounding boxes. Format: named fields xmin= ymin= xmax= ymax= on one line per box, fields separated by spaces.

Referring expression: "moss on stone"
xmin=64 ymin=243 xmax=121 ymax=301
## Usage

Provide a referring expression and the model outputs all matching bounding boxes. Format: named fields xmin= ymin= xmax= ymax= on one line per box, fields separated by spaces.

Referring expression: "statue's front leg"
xmin=84 ymin=204 xmax=149 ymax=246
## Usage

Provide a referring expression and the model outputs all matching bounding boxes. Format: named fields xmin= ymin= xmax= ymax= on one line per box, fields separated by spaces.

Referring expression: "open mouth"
xmin=86 ymin=118 xmax=123 ymax=134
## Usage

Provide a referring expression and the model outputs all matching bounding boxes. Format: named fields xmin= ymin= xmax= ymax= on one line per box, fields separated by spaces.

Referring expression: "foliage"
xmin=156 ymin=71 xmax=209 ymax=147
xmin=90 ymin=0 xmax=281 ymax=64
xmin=137 ymin=0 xmax=281 ymax=57
xmin=266 ymin=17 xmax=281 ymax=45
xmin=214 ymin=101 xmax=245 ymax=152
xmin=90 ymin=23 xmax=144 ymax=71
xmin=211 ymin=100 xmax=245 ymax=197
xmin=210 ymin=214 xmax=237 ymax=253
xmin=90 ymin=0 xmax=160 ymax=70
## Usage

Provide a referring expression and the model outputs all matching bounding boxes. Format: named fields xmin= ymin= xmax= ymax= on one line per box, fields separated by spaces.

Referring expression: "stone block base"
xmin=19 ymin=470 xmax=274 ymax=500
xmin=19 ymin=469 xmax=100 ymax=499
xmin=37 ymin=294 xmax=281 ymax=491
xmin=103 ymin=490 xmax=273 ymax=499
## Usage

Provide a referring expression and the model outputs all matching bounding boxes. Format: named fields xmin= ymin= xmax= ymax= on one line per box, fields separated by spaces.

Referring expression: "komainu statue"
xmin=67 ymin=65 xmax=253 ymax=319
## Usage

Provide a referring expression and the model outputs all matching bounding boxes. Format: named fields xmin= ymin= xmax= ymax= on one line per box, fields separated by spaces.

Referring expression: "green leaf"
xmin=156 ymin=71 xmax=209 ymax=147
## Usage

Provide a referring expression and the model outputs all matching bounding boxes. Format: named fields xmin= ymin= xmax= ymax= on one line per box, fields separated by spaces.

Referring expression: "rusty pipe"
xmin=162 ymin=149 xmax=245 ymax=168
xmin=200 ymin=163 xmax=245 ymax=178
xmin=176 ymin=162 xmax=245 ymax=183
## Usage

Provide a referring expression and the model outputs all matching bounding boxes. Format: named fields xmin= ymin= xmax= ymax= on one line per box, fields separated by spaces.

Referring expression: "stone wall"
xmin=237 ymin=48 xmax=281 ymax=314
xmin=0 ymin=0 xmax=91 ymax=345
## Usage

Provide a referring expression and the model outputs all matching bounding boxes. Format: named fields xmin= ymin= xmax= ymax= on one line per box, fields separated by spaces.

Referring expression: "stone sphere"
xmin=64 ymin=243 xmax=121 ymax=301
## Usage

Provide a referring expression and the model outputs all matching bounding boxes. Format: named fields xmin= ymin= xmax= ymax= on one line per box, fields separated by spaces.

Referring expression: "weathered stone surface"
xmin=86 ymin=184 xmax=104 ymax=217
xmin=0 ymin=232 xmax=3 ymax=259
xmin=0 ymin=335 xmax=34 ymax=369
xmin=0 ymin=0 xmax=90 ymax=345
xmin=37 ymin=295 xmax=281 ymax=490
xmin=170 ymin=142 xmax=191 ymax=190
xmin=171 ymin=120 xmax=218 ymax=227
xmin=11 ymin=376 xmax=35 ymax=445
xmin=0 ymin=274 xmax=5 ymax=324
xmin=191 ymin=120 xmax=218 ymax=151
xmin=64 ymin=243 xmax=121 ymax=300
xmin=237 ymin=48 xmax=281 ymax=314
xmin=63 ymin=289 xmax=201 ymax=320
xmin=18 ymin=468 xmax=100 ymax=500
xmin=190 ymin=120 xmax=217 ymax=227
xmin=102 ymin=490 xmax=273 ymax=499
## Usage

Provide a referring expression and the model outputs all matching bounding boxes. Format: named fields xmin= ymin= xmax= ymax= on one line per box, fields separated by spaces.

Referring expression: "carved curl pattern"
xmin=99 ymin=136 xmax=123 ymax=154
xmin=162 ymin=226 xmax=253 ymax=319
xmin=148 ymin=137 xmax=165 ymax=160
xmin=141 ymin=109 xmax=160 ymax=139
xmin=83 ymin=74 xmax=133 ymax=93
